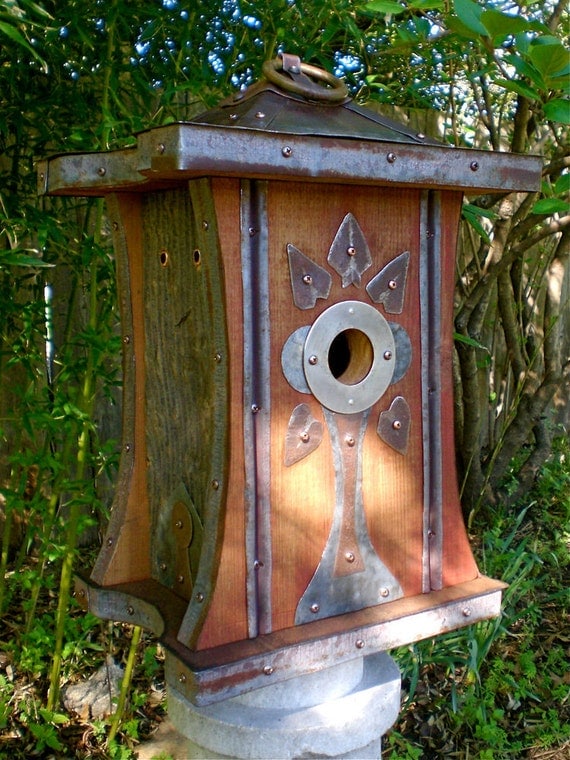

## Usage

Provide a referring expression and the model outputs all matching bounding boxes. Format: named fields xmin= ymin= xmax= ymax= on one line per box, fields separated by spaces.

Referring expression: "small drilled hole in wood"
xmin=193 ymin=249 xmax=201 ymax=267
xmin=159 ymin=250 xmax=169 ymax=267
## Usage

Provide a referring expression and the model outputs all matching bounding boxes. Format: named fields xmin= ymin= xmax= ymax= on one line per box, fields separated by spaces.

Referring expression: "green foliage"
xmin=385 ymin=443 xmax=570 ymax=757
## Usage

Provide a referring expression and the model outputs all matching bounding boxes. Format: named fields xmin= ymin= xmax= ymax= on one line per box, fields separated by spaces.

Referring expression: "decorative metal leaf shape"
xmin=366 ymin=251 xmax=410 ymax=314
xmin=327 ymin=213 xmax=372 ymax=287
xmin=287 ymin=244 xmax=332 ymax=310
xmin=377 ymin=396 xmax=411 ymax=455
xmin=284 ymin=403 xmax=323 ymax=466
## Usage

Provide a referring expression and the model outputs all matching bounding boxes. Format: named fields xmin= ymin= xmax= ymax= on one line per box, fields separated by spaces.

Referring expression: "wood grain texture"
xmin=438 ymin=191 xmax=479 ymax=586
xmin=91 ymin=193 xmax=150 ymax=586
xmin=266 ymin=182 xmax=426 ymax=631
xmin=194 ymin=179 xmax=248 ymax=650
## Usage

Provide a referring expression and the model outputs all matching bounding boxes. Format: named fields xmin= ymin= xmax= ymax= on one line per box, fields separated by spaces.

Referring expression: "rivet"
xmin=392 ymin=420 xmax=402 ymax=430
xmin=263 ymin=665 xmax=274 ymax=675
xmin=348 ymin=398 xmax=354 ymax=406
xmin=308 ymin=355 xmax=318 ymax=365
xmin=127 ymin=605 xmax=135 ymax=616
xmin=310 ymin=603 xmax=320 ymax=613
xmin=463 ymin=607 xmax=472 ymax=617
xmin=78 ymin=589 xmax=86 ymax=598
xmin=178 ymin=673 xmax=187 ymax=684
xmin=112 ymin=221 xmax=119 ymax=231
xmin=289 ymin=65 xmax=300 ymax=74
xmin=388 ymin=279 xmax=397 ymax=290
xmin=417 ymin=132 xmax=425 ymax=140
xmin=380 ymin=587 xmax=390 ymax=598
xmin=384 ymin=350 xmax=393 ymax=360
xmin=470 ymin=161 xmax=479 ymax=171
xmin=196 ymin=592 xmax=205 ymax=603
xmin=345 ymin=436 xmax=355 ymax=447
xmin=255 ymin=111 xmax=266 ymax=119
xmin=177 ymin=575 xmax=184 ymax=584
xmin=248 ymin=227 xmax=257 ymax=236
xmin=347 ymin=246 xmax=356 ymax=256
xmin=282 ymin=146 xmax=293 ymax=158
xmin=253 ymin=560 xmax=264 ymax=569
xmin=202 ymin=220 xmax=209 ymax=231
xmin=107 ymin=537 xmax=113 ymax=546
xmin=214 ymin=352 xmax=222 ymax=363
xmin=229 ymin=113 xmax=239 ymax=120
xmin=345 ymin=551 xmax=355 ymax=563
xmin=175 ymin=520 xmax=183 ymax=529
xmin=123 ymin=335 xmax=131 ymax=345
xmin=160 ymin=563 xmax=167 ymax=571
xmin=124 ymin=443 xmax=131 ymax=452
xmin=251 ymin=404 xmax=261 ymax=414
xmin=386 ymin=152 xmax=397 ymax=163
xmin=302 ymin=274 xmax=313 ymax=285
xmin=211 ymin=479 xmax=220 ymax=490
xmin=356 ymin=639 xmax=365 ymax=649
xmin=39 ymin=172 xmax=45 ymax=181
xmin=300 ymin=432 xmax=310 ymax=443
xmin=97 ymin=166 xmax=106 ymax=176
xmin=428 ymin=529 xmax=436 ymax=538
xmin=157 ymin=143 xmax=165 ymax=154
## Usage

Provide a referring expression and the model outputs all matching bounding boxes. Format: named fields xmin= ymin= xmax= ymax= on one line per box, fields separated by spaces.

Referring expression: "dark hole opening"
xmin=328 ymin=329 xmax=373 ymax=386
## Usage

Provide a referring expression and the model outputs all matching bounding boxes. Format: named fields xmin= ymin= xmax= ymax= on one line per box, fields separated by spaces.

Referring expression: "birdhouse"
xmin=38 ymin=55 xmax=541 ymax=707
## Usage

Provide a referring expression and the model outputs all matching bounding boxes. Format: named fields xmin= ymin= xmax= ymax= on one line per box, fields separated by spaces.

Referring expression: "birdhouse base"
xmin=167 ymin=652 xmax=400 ymax=759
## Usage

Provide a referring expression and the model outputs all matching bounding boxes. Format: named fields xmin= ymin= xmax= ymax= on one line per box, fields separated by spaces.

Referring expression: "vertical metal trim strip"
xmin=420 ymin=190 xmax=444 ymax=592
xmin=241 ymin=180 xmax=273 ymax=636
xmin=419 ymin=192 xmax=431 ymax=594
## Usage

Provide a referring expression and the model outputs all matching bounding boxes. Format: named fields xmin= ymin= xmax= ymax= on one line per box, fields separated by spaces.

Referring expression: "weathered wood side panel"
xmin=194 ymin=178 xmax=249 ymax=650
xmin=91 ymin=193 xmax=150 ymax=586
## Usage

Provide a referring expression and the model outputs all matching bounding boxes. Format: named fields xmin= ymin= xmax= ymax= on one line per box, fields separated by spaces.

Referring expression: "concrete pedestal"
xmin=167 ymin=652 xmax=401 ymax=759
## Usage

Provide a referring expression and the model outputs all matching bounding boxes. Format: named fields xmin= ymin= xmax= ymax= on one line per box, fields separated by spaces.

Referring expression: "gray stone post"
xmin=167 ymin=653 xmax=401 ymax=759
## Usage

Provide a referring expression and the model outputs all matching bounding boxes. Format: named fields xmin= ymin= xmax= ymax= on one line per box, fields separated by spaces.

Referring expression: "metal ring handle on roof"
xmin=262 ymin=57 xmax=349 ymax=103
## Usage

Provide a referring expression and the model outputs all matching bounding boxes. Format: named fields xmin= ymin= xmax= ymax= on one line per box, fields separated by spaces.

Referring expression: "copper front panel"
xmin=266 ymin=182 xmax=426 ymax=631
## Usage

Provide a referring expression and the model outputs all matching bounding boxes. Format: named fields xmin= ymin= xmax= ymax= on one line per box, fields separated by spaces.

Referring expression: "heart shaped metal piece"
xmin=377 ymin=396 xmax=411 ymax=455
xmin=284 ymin=403 xmax=323 ymax=466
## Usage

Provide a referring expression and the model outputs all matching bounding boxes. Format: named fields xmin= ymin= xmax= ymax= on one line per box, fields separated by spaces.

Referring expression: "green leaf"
xmin=494 ymin=78 xmax=540 ymax=101
xmin=407 ymin=0 xmax=444 ymax=9
xmin=364 ymin=0 xmax=406 ymax=15
xmin=481 ymin=9 xmax=530 ymax=40
xmin=504 ymin=53 xmax=547 ymax=92
xmin=454 ymin=332 xmax=490 ymax=352
xmin=462 ymin=204 xmax=496 ymax=244
xmin=0 ymin=251 xmax=54 ymax=268
xmin=554 ymin=174 xmax=570 ymax=196
xmin=543 ymin=99 xmax=570 ymax=124
xmin=463 ymin=203 xmax=498 ymax=220
xmin=0 ymin=20 xmax=47 ymax=72
xmin=453 ymin=0 xmax=488 ymax=38
xmin=532 ymin=198 xmax=570 ymax=215
xmin=529 ymin=40 xmax=570 ymax=79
